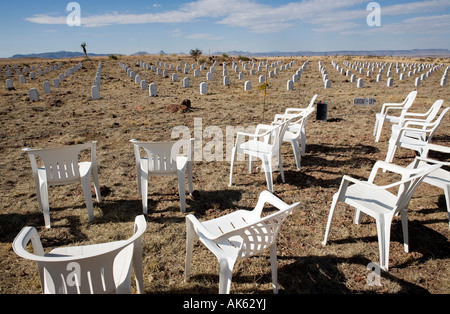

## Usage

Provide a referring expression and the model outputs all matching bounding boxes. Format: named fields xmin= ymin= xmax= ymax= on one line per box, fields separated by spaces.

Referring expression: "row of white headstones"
xmin=91 ymin=62 xmax=103 ymax=99
xmin=4 ymin=62 xmax=63 ymax=90
xmin=118 ymin=58 xmax=315 ymax=96
xmin=13 ymin=62 xmax=84 ymax=101
xmin=324 ymin=60 xmax=447 ymax=88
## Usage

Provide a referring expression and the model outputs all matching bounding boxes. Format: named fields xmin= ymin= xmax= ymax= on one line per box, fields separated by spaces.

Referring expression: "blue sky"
xmin=0 ymin=0 xmax=449 ymax=58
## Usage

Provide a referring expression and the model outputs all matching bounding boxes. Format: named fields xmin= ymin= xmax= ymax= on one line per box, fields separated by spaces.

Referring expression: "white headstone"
xmin=350 ymin=74 xmax=356 ymax=82
xmin=172 ymin=73 xmax=178 ymax=82
xmin=357 ymin=78 xmax=363 ymax=88
xmin=183 ymin=77 xmax=190 ymax=88
xmin=244 ymin=81 xmax=252 ymax=91
xmin=223 ymin=76 xmax=230 ymax=86
xmin=376 ymin=74 xmax=382 ymax=82
xmin=206 ymin=72 xmax=212 ymax=81
xmin=91 ymin=85 xmax=100 ymax=99
xmin=399 ymin=73 xmax=405 ymax=80
xmin=200 ymin=82 xmax=208 ymax=95
xmin=387 ymin=77 xmax=394 ymax=87
xmin=19 ymin=75 xmax=26 ymax=84
xmin=415 ymin=77 xmax=421 ymax=87
xmin=53 ymin=78 xmax=60 ymax=87
xmin=59 ymin=73 xmax=65 ymax=81
xmin=30 ymin=72 xmax=36 ymax=80
xmin=193 ymin=69 xmax=199 ymax=77
xmin=287 ymin=80 xmax=294 ymax=91
xmin=43 ymin=81 xmax=51 ymax=93
xmin=324 ymin=79 xmax=331 ymax=89
xmin=238 ymin=72 xmax=244 ymax=80
xmin=149 ymin=83 xmax=158 ymax=97
xmin=440 ymin=77 xmax=447 ymax=87
xmin=29 ymin=88 xmax=39 ymax=101
xmin=141 ymin=80 xmax=148 ymax=91
xmin=135 ymin=75 xmax=142 ymax=84
xmin=6 ymin=79 xmax=14 ymax=90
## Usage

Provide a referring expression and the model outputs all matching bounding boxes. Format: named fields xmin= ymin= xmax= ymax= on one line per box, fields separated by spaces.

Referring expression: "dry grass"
xmin=0 ymin=54 xmax=449 ymax=294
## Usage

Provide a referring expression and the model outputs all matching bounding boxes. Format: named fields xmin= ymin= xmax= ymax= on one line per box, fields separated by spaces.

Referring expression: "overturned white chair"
xmin=185 ymin=191 xmax=300 ymax=294
xmin=410 ymin=143 xmax=450 ymax=228
xmin=322 ymin=160 xmax=441 ymax=271
xmin=131 ymin=139 xmax=194 ymax=213
xmin=385 ymin=107 xmax=449 ymax=164
xmin=373 ymin=91 xmax=417 ymax=142
xmin=13 ymin=215 xmax=147 ymax=294
xmin=229 ymin=120 xmax=291 ymax=193
xmin=23 ymin=141 xmax=102 ymax=229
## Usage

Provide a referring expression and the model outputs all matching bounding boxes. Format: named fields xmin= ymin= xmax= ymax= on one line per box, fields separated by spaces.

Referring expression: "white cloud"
xmin=186 ymin=33 xmax=224 ymax=40
xmin=24 ymin=0 xmax=450 ymax=36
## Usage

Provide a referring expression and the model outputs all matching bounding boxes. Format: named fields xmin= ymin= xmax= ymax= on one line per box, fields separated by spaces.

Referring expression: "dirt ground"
xmin=0 ymin=53 xmax=449 ymax=294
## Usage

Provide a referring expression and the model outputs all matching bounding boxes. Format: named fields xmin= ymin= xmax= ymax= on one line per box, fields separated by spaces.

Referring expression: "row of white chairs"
xmin=14 ymin=96 xmax=318 ymax=294
xmin=22 ymin=95 xmax=318 ymax=229
xmin=323 ymin=93 xmax=449 ymax=272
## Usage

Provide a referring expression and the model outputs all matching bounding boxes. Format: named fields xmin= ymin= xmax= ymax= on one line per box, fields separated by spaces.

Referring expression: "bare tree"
xmin=81 ymin=42 xmax=88 ymax=58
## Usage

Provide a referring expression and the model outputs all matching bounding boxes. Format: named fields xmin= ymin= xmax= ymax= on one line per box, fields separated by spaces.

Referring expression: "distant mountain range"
xmin=214 ymin=49 xmax=450 ymax=58
xmin=10 ymin=51 xmax=110 ymax=59
xmin=8 ymin=49 xmax=450 ymax=59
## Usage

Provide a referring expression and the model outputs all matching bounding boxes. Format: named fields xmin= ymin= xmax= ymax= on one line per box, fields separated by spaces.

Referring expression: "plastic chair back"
xmin=13 ymin=215 xmax=147 ymax=294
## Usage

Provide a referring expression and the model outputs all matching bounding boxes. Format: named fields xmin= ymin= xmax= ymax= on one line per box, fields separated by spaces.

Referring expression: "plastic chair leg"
xmin=445 ymin=186 xmax=450 ymax=229
xmin=92 ymin=168 xmax=102 ymax=202
xmin=177 ymin=170 xmax=187 ymax=213
xmin=400 ymin=210 xmax=409 ymax=253
xmin=270 ymin=243 xmax=278 ymax=294
xmin=140 ymin=171 xmax=149 ymax=215
xmin=185 ymin=220 xmax=195 ymax=281
xmin=290 ymin=140 xmax=301 ymax=170
xmin=218 ymin=258 xmax=235 ymax=294
xmin=262 ymin=157 xmax=274 ymax=193
xmin=229 ymin=148 xmax=236 ymax=187
xmin=39 ymin=181 xmax=51 ymax=228
xmin=80 ymin=176 xmax=95 ymax=222
xmin=376 ymin=215 xmax=392 ymax=271
xmin=322 ymin=193 xmax=339 ymax=246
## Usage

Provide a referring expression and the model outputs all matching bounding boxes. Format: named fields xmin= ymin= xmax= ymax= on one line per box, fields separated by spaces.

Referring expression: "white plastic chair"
xmin=391 ymin=100 xmax=443 ymax=139
xmin=385 ymin=107 xmax=449 ymax=164
xmin=23 ymin=142 xmax=101 ymax=229
xmin=13 ymin=215 xmax=147 ymax=294
xmin=273 ymin=107 xmax=315 ymax=170
xmin=322 ymin=160 xmax=441 ymax=271
xmin=185 ymin=191 xmax=300 ymax=294
xmin=277 ymin=94 xmax=317 ymax=157
xmin=229 ymin=120 xmax=291 ymax=193
xmin=131 ymin=138 xmax=194 ymax=213
xmin=373 ymin=91 xmax=417 ymax=142
xmin=410 ymin=143 xmax=450 ymax=228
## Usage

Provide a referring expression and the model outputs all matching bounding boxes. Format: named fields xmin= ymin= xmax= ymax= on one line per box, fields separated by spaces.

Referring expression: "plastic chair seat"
xmin=239 ymin=140 xmax=273 ymax=156
xmin=344 ymin=184 xmax=398 ymax=216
